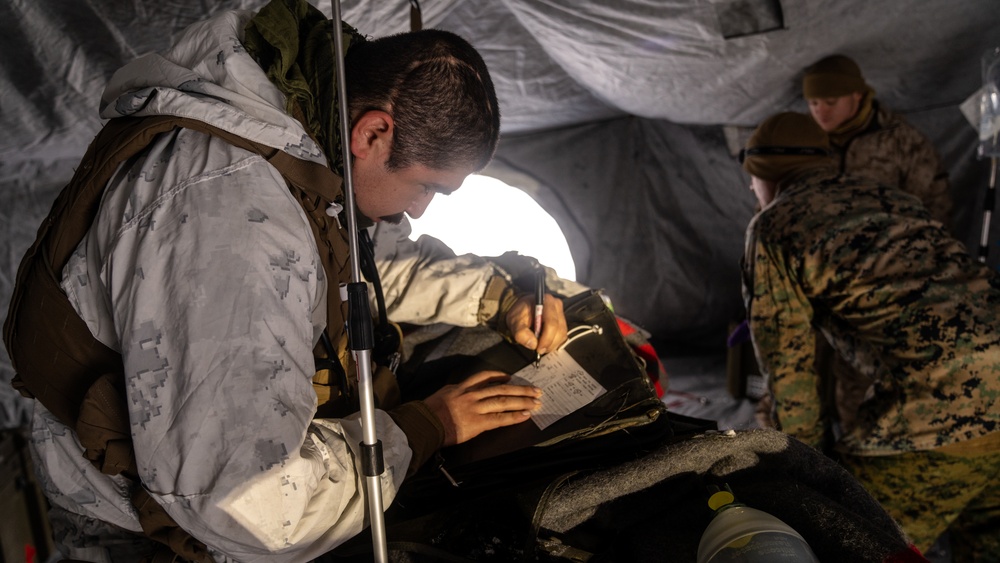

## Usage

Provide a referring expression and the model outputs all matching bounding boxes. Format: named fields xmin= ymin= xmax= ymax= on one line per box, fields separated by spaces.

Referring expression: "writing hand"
xmin=505 ymin=293 xmax=567 ymax=356
xmin=423 ymin=371 xmax=543 ymax=446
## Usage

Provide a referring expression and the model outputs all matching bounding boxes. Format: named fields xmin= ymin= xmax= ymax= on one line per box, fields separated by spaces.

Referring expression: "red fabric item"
xmin=883 ymin=545 xmax=930 ymax=563
xmin=616 ymin=317 xmax=667 ymax=397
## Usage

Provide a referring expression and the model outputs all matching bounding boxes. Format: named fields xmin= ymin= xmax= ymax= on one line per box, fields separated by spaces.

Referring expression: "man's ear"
xmin=350 ymin=110 xmax=394 ymax=161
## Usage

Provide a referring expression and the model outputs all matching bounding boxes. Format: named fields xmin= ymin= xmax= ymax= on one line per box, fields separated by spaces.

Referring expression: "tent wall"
xmin=490 ymin=117 xmax=752 ymax=343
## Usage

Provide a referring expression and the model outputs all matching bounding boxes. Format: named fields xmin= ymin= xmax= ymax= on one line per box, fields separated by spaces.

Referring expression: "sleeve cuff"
xmin=477 ymin=274 xmax=512 ymax=325
xmin=388 ymin=400 xmax=445 ymax=477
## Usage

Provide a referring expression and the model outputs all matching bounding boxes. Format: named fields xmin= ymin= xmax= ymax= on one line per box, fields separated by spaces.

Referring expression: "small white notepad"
xmin=509 ymin=350 xmax=607 ymax=430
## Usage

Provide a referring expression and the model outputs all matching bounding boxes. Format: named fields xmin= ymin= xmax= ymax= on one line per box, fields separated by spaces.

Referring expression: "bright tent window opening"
xmin=407 ymin=174 xmax=577 ymax=282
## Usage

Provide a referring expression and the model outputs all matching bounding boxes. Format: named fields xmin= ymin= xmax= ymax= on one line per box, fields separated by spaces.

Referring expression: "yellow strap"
xmin=934 ymin=431 xmax=1000 ymax=456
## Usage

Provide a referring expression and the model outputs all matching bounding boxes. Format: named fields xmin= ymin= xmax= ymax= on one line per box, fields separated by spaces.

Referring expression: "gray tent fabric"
xmin=1 ymin=0 xmax=999 ymax=429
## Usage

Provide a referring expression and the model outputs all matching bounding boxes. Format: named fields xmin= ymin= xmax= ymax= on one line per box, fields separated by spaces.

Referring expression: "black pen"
xmin=534 ymin=269 xmax=545 ymax=364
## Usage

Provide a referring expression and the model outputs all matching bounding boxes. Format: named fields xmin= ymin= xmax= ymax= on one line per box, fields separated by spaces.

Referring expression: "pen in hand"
xmin=534 ymin=269 xmax=545 ymax=365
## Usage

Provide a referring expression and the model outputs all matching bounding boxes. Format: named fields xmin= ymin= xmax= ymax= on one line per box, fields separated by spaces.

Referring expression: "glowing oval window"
xmin=407 ymin=174 xmax=577 ymax=281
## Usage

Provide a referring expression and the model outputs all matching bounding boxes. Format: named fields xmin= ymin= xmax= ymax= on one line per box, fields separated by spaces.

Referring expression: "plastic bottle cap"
xmin=708 ymin=490 xmax=735 ymax=511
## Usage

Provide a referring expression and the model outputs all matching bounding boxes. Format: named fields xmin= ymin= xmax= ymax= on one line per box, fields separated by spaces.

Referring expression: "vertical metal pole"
xmin=979 ymin=132 xmax=999 ymax=264
xmin=329 ymin=1 xmax=389 ymax=561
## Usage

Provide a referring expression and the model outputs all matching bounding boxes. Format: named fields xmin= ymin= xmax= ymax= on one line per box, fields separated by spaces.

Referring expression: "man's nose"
xmin=407 ymin=191 xmax=435 ymax=219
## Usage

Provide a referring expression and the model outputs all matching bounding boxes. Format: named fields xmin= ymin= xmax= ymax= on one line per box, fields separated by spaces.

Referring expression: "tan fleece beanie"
xmin=802 ymin=54 xmax=868 ymax=98
xmin=742 ymin=112 xmax=833 ymax=182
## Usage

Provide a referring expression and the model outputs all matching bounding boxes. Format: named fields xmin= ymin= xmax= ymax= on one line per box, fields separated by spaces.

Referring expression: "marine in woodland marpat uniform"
xmin=740 ymin=112 xmax=1000 ymax=561
xmin=802 ymin=53 xmax=955 ymax=440
xmin=803 ymin=53 xmax=952 ymax=227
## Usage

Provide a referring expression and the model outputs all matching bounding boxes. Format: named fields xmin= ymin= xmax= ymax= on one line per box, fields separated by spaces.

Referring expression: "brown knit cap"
xmin=802 ymin=54 xmax=868 ymax=98
xmin=742 ymin=112 xmax=833 ymax=182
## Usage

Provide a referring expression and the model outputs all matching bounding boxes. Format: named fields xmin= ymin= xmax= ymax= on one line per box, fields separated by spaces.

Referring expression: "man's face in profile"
xmin=348 ymin=110 xmax=474 ymax=223
xmin=353 ymin=152 xmax=472 ymax=224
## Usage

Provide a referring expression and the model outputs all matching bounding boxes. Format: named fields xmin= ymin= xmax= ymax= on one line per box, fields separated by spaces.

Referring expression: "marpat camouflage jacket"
xmin=743 ymin=169 xmax=1000 ymax=455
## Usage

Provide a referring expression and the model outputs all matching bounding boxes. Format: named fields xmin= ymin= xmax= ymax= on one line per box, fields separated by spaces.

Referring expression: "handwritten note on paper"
xmin=509 ymin=350 xmax=607 ymax=430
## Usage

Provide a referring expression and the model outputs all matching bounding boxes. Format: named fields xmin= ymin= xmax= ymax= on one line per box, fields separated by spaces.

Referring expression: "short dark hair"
xmin=345 ymin=29 xmax=501 ymax=173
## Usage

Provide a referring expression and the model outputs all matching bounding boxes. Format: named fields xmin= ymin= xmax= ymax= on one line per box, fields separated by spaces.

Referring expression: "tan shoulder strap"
xmin=166 ymin=116 xmax=344 ymax=202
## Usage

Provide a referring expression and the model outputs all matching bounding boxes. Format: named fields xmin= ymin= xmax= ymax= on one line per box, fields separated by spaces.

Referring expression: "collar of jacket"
xmin=828 ymin=89 xmax=877 ymax=146
xmin=243 ymin=0 xmax=367 ymax=178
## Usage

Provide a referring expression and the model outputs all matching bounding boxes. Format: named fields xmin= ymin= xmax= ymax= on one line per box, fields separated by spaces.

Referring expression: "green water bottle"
xmin=696 ymin=485 xmax=820 ymax=563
